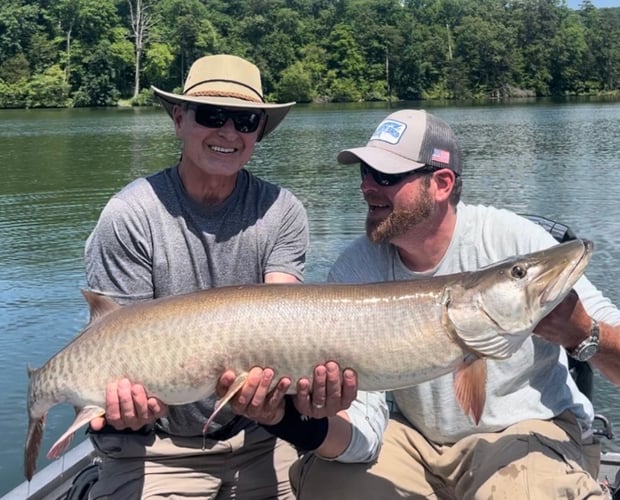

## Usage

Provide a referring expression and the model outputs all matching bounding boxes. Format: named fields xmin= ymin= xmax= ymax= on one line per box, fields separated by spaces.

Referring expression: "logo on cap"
xmin=370 ymin=120 xmax=406 ymax=145
xmin=431 ymin=148 xmax=450 ymax=164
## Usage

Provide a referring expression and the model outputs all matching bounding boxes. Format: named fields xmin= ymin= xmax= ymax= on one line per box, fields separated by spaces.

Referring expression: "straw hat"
xmin=152 ymin=54 xmax=295 ymax=139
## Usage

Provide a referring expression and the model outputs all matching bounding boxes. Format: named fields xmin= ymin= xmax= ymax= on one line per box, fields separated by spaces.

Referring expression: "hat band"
xmin=185 ymin=79 xmax=265 ymax=103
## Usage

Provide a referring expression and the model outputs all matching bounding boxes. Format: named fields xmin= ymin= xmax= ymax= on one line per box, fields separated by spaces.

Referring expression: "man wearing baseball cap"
xmin=290 ymin=109 xmax=620 ymax=498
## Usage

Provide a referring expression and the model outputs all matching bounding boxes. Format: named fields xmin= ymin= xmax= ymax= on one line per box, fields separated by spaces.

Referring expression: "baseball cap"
xmin=337 ymin=109 xmax=462 ymax=175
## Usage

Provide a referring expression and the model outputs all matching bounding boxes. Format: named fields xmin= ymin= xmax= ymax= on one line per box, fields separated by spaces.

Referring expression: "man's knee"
xmin=289 ymin=453 xmax=401 ymax=500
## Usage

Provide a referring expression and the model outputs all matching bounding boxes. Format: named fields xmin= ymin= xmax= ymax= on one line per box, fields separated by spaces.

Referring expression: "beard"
xmin=366 ymin=185 xmax=433 ymax=243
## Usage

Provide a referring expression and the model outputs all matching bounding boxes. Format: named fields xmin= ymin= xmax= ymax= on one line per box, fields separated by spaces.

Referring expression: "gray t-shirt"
xmin=332 ymin=202 xmax=620 ymax=446
xmin=85 ymin=165 xmax=309 ymax=437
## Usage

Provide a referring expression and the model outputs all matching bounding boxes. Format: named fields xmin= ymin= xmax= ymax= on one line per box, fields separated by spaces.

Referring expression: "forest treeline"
xmin=1 ymin=0 xmax=619 ymax=109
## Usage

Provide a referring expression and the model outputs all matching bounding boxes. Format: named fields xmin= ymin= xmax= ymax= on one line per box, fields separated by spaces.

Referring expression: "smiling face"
xmin=362 ymin=170 xmax=435 ymax=243
xmin=173 ymin=105 xmax=262 ymax=178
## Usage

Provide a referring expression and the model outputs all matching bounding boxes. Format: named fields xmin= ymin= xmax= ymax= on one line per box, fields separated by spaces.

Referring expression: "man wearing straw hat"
xmin=84 ymin=54 xmax=355 ymax=499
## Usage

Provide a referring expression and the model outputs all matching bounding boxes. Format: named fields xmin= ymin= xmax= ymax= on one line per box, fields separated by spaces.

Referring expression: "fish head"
xmin=447 ymin=239 xmax=593 ymax=359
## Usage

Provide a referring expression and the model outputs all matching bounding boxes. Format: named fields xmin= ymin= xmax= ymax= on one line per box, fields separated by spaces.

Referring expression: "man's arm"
xmin=592 ymin=322 xmax=620 ymax=384
xmin=535 ymin=290 xmax=620 ymax=385
xmin=264 ymin=271 xmax=301 ymax=284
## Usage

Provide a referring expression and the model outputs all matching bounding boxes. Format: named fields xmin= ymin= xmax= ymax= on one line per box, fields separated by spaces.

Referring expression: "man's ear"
xmin=433 ymin=169 xmax=456 ymax=202
xmin=172 ymin=105 xmax=185 ymax=137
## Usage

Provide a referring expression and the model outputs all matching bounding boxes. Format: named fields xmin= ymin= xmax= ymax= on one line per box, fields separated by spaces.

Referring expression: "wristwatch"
xmin=567 ymin=319 xmax=600 ymax=362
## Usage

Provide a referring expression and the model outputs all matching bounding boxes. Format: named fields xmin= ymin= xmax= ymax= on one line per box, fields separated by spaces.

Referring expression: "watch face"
xmin=577 ymin=343 xmax=598 ymax=361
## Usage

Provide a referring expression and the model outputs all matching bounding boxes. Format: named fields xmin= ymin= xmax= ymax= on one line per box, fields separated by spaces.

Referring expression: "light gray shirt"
xmin=331 ymin=202 xmax=620 ymax=456
xmin=85 ymin=165 xmax=309 ymax=437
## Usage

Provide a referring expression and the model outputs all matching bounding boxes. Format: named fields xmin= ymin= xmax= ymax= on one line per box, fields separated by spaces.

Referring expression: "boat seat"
xmin=64 ymin=462 xmax=99 ymax=500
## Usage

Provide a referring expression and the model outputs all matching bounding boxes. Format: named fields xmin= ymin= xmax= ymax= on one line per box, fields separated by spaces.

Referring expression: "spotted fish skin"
xmin=24 ymin=239 xmax=593 ymax=480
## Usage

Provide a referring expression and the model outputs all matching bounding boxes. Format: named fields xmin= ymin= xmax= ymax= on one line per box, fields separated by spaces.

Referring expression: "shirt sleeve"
xmin=84 ymin=196 xmax=154 ymax=304
xmin=264 ymin=190 xmax=309 ymax=281
xmin=334 ymin=390 xmax=389 ymax=463
xmin=576 ymin=275 xmax=620 ymax=326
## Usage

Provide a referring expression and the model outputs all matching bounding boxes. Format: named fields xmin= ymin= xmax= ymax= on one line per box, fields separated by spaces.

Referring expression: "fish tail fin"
xmin=453 ymin=357 xmax=487 ymax=425
xmin=24 ymin=412 xmax=46 ymax=481
xmin=24 ymin=366 xmax=46 ymax=481
xmin=47 ymin=405 xmax=105 ymax=460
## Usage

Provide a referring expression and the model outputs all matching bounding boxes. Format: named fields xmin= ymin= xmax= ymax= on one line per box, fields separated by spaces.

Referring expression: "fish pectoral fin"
xmin=453 ymin=358 xmax=487 ymax=425
xmin=46 ymin=405 xmax=105 ymax=460
xmin=202 ymin=372 xmax=249 ymax=435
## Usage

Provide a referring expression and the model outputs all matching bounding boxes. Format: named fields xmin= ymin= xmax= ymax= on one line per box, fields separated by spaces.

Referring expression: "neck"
xmin=392 ymin=203 xmax=457 ymax=272
xmin=178 ymin=161 xmax=239 ymax=205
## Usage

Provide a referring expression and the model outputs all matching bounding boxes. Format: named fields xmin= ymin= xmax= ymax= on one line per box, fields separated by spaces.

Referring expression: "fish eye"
xmin=511 ymin=265 xmax=527 ymax=279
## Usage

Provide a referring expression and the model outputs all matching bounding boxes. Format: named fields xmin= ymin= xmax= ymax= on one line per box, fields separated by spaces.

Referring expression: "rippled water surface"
xmin=1 ymin=100 xmax=620 ymax=493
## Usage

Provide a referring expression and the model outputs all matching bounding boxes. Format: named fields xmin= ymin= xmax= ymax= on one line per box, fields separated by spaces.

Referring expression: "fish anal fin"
xmin=81 ymin=290 xmax=122 ymax=324
xmin=202 ymin=372 xmax=249 ymax=436
xmin=46 ymin=405 xmax=105 ymax=460
xmin=453 ymin=357 xmax=487 ymax=425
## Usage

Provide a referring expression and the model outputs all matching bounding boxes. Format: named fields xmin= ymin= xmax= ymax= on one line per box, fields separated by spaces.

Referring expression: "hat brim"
xmin=337 ymin=146 xmax=425 ymax=174
xmin=152 ymin=86 xmax=295 ymax=139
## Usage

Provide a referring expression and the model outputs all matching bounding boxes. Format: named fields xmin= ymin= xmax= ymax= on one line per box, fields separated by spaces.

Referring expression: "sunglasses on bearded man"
xmin=360 ymin=162 xmax=443 ymax=187
xmin=188 ymin=104 xmax=263 ymax=134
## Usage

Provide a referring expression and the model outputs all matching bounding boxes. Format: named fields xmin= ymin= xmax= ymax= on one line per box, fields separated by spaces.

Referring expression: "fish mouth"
xmin=539 ymin=239 xmax=593 ymax=307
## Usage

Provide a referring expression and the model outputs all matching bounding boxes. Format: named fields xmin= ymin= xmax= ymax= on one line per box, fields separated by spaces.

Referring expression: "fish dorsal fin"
xmin=81 ymin=289 xmax=121 ymax=324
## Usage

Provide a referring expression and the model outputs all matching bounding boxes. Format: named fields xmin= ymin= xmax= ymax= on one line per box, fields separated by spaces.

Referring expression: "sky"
xmin=566 ymin=0 xmax=620 ymax=8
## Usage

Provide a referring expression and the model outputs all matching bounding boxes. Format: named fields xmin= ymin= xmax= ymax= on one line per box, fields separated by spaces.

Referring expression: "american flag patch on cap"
xmin=432 ymin=148 xmax=450 ymax=164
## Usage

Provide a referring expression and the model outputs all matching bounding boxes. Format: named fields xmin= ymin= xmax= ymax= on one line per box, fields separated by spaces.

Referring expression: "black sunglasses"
xmin=189 ymin=104 xmax=263 ymax=133
xmin=360 ymin=162 xmax=441 ymax=187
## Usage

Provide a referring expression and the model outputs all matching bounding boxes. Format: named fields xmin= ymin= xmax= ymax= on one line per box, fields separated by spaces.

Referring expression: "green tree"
xmin=0 ymin=53 xmax=30 ymax=84
xmin=580 ymin=3 xmax=620 ymax=91
xmin=549 ymin=9 xmax=587 ymax=93
xmin=155 ymin=0 xmax=218 ymax=85
xmin=509 ymin=0 xmax=561 ymax=95
xmin=49 ymin=0 xmax=120 ymax=85
xmin=453 ymin=14 xmax=515 ymax=98
xmin=0 ymin=0 xmax=42 ymax=61
xmin=345 ymin=0 xmax=406 ymax=100
xmin=24 ymin=64 xmax=70 ymax=107
xmin=298 ymin=43 xmax=329 ymax=101
xmin=1 ymin=0 xmax=620 ymax=108
xmin=73 ymin=39 xmax=121 ymax=106
xmin=323 ymin=23 xmax=365 ymax=101
xmin=109 ymin=26 xmax=136 ymax=97
xmin=143 ymin=42 xmax=174 ymax=90
xmin=278 ymin=61 xmax=314 ymax=102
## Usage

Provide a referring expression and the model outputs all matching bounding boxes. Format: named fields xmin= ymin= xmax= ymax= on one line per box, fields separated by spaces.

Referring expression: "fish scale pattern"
xmin=24 ymin=239 xmax=592 ymax=480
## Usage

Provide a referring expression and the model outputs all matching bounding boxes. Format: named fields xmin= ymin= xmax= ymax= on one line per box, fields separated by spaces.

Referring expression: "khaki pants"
xmin=291 ymin=412 xmax=608 ymax=499
xmin=89 ymin=426 xmax=298 ymax=499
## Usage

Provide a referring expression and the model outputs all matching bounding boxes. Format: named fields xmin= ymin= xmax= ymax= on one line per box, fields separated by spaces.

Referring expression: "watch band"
xmin=567 ymin=318 xmax=600 ymax=361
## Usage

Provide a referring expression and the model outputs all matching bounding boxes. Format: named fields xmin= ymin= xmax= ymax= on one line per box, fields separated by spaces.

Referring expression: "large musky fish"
xmin=24 ymin=238 xmax=592 ymax=480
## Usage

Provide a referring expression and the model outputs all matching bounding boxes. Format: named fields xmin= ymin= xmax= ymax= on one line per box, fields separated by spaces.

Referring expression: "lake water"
xmin=1 ymin=99 xmax=620 ymax=494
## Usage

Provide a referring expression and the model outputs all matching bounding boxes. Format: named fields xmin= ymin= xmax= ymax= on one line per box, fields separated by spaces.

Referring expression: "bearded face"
xmin=366 ymin=180 xmax=434 ymax=243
